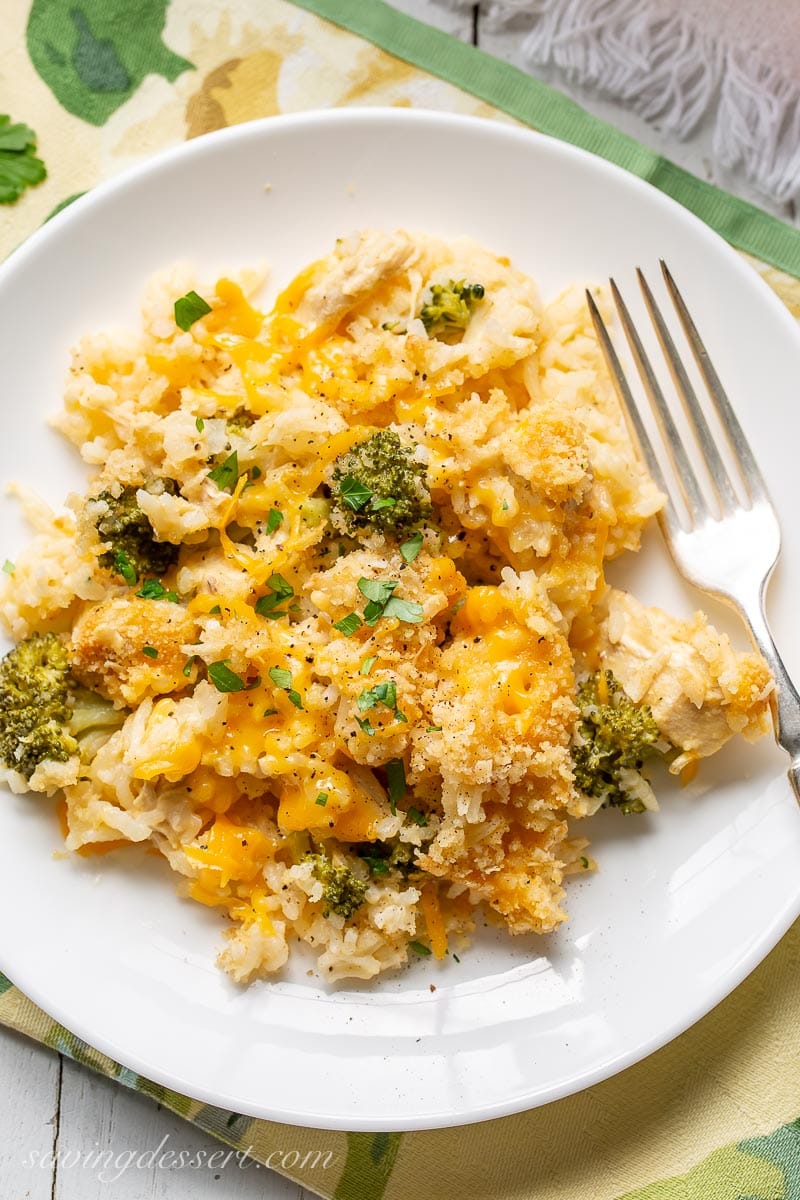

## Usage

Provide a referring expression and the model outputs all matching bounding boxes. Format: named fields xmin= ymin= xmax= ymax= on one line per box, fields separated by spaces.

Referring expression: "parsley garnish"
xmin=2 ymin=559 xmax=14 ymax=575
xmin=208 ymin=450 xmax=239 ymax=492
xmin=339 ymin=475 xmax=372 ymax=512
xmin=357 ymin=680 xmax=397 ymax=712
xmin=315 ymin=792 xmax=329 ymax=807
xmin=358 ymin=578 xmax=397 ymax=605
xmin=580 ymin=856 xmax=589 ymax=869
xmin=268 ymin=665 xmax=303 ymax=709
xmin=0 ymin=116 xmax=46 ymax=205
xmin=363 ymin=856 xmax=390 ymax=875
xmin=383 ymin=596 xmax=424 ymax=623
xmin=386 ymin=758 xmax=406 ymax=815
xmin=195 ymin=416 xmax=205 ymax=432
xmin=209 ymin=604 xmax=222 ymax=615
xmin=256 ymin=574 xmax=293 ymax=620
xmin=136 ymin=578 xmax=179 ymax=602
xmin=355 ymin=716 xmax=375 ymax=737
xmin=114 ymin=550 xmax=137 ymax=586
xmin=399 ymin=531 xmax=423 ymax=563
xmin=406 ymin=807 xmax=428 ymax=827
xmin=182 ymin=656 xmax=196 ymax=677
xmin=426 ymin=725 xmax=442 ymax=733
xmin=356 ymin=578 xmax=423 ymax=626
xmin=409 ymin=940 xmax=431 ymax=956
xmin=208 ymin=661 xmax=246 ymax=692
xmin=360 ymin=656 xmax=377 ymax=675
xmin=263 ymin=708 xmax=278 ymax=718
xmin=266 ymin=508 xmax=284 ymax=534
xmin=333 ymin=612 xmax=363 ymax=637
xmin=174 ymin=290 xmax=212 ymax=332
xmin=141 ymin=645 xmax=158 ymax=659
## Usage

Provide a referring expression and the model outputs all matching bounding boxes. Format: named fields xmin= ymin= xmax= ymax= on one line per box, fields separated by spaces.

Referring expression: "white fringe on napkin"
xmin=442 ymin=0 xmax=800 ymax=205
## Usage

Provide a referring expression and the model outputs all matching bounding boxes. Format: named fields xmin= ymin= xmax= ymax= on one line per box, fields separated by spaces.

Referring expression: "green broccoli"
xmin=419 ymin=279 xmax=485 ymax=340
xmin=330 ymin=430 xmax=432 ymax=538
xmin=355 ymin=840 xmax=418 ymax=878
xmin=92 ymin=478 xmax=180 ymax=585
xmin=572 ymin=670 xmax=670 ymax=814
xmin=0 ymin=633 xmax=76 ymax=778
xmin=226 ymin=409 xmax=257 ymax=437
xmin=69 ymin=687 xmax=127 ymax=761
xmin=307 ymin=851 xmax=367 ymax=920
xmin=0 ymin=633 xmax=126 ymax=780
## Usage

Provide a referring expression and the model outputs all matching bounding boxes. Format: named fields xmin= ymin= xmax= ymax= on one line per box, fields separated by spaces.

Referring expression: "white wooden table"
xmin=1 ymin=4 xmax=796 ymax=1197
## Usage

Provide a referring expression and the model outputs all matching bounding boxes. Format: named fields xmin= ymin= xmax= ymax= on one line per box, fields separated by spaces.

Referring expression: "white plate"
xmin=1 ymin=110 xmax=799 ymax=1131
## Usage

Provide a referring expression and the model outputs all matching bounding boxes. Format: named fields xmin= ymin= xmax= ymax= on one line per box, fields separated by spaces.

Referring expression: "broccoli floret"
xmin=572 ymin=670 xmax=670 ymax=814
xmin=330 ymin=430 xmax=432 ymax=538
xmin=0 ymin=633 xmax=77 ymax=778
xmin=307 ymin=851 xmax=367 ymax=920
xmin=419 ymin=279 xmax=485 ymax=340
xmin=69 ymin=687 xmax=127 ymax=761
xmin=226 ymin=409 xmax=257 ymax=436
xmin=0 ymin=635 xmax=127 ymax=780
xmin=92 ymin=478 xmax=180 ymax=584
xmin=354 ymin=840 xmax=419 ymax=879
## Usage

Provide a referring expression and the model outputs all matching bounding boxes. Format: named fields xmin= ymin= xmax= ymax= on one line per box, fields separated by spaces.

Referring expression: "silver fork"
xmin=585 ymin=263 xmax=800 ymax=801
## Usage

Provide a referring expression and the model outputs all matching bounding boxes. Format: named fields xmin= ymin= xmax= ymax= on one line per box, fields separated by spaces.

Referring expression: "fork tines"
xmin=585 ymin=263 xmax=769 ymax=532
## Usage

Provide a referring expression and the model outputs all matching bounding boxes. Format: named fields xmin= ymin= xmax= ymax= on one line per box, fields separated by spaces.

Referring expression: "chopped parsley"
xmin=355 ymin=716 xmax=375 ymax=737
xmin=208 ymin=660 xmax=246 ymax=692
xmin=333 ymin=612 xmax=363 ymax=637
xmin=357 ymin=578 xmax=423 ymax=626
xmin=357 ymin=680 xmax=397 ymax=713
xmin=141 ymin=645 xmax=158 ymax=659
xmin=363 ymin=856 xmax=390 ymax=875
xmin=356 ymin=679 xmax=406 ymax=724
xmin=339 ymin=475 xmax=373 ymax=512
xmin=315 ymin=792 xmax=329 ymax=807
xmin=2 ymin=559 xmax=14 ymax=575
xmin=360 ymin=656 xmax=377 ymax=675
xmin=399 ymin=531 xmax=423 ymax=563
xmin=266 ymin=508 xmax=284 ymax=534
xmin=409 ymin=940 xmax=431 ymax=956
xmin=195 ymin=416 xmax=205 ymax=432
xmin=136 ymin=578 xmax=178 ymax=602
xmin=426 ymin=725 xmax=442 ymax=732
xmin=255 ymin=573 xmax=294 ymax=620
xmin=269 ymin=665 xmax=303 ymax=709
xmin=406 ymin=807 xmax=428 ymax=827
xmin=386 ymin=758 xmax=406 ymax=815
xmin=358 ymin=578 xmax=397 ymax=606
xmin=174 ymin=290 xmax=212 ymax=332
xmin=208 ymin=604 xmax=222 ymax=615
xmin=383 ymin=596 xmax=424 ymax=623
xmin=207 ymin=450 xmax=239 ymax=492
xmin=113 ymin=549 xmax=138 ymax=586
xmin=182 ymin=656 xmax=196 ymax=677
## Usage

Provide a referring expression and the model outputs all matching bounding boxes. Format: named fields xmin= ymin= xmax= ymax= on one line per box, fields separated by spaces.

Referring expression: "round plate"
xmin=0 ymin=110 xmax=799 ymax=1131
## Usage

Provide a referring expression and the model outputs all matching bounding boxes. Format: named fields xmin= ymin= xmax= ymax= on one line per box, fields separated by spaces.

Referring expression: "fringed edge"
xmin=446 ymin=0 xmax=800 ymax=205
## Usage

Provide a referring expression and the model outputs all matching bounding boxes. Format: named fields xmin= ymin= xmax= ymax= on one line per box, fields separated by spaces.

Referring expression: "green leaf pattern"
xmin=26 ymin=0 xmax=193 ymax=126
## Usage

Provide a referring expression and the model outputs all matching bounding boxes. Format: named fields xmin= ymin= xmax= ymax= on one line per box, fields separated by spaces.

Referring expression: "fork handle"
xmin=742 ymin=593 xmax=800 ymax=802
